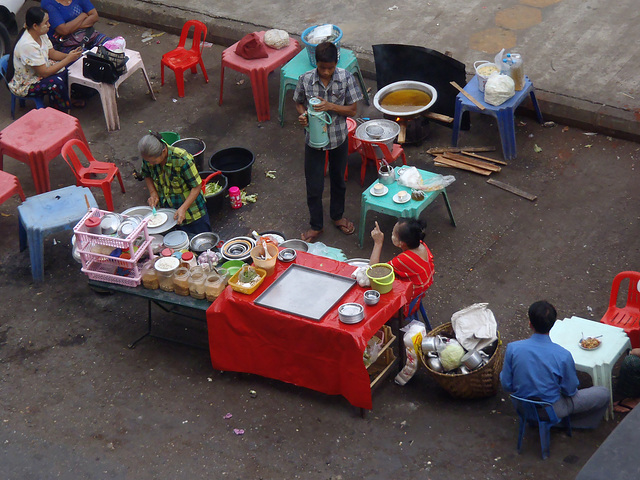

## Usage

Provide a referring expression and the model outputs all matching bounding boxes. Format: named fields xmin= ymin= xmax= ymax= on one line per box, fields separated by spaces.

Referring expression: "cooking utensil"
xmin=363 ymin=289 xmax=380 ymax=306
xmin=190 ymin=232 xmax=220 ymax=253
xmin=373 ymin=80 xmax=438 ymax=117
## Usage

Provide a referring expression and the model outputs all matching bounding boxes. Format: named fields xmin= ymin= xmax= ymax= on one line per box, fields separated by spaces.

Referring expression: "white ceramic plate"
xmin=147 ymin=212 xmax=168 ymax=228
xmin=392 ymin=193 xmax=411 ymax=204
xmin=370 ymin=184 xmax=389 ymax=197
xmin=144 ymin=208 xmax=177 ymax=234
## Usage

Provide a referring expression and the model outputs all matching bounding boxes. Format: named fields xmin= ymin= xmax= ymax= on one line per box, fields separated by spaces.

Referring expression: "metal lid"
xmin=354 ymin=119 xmax=400 ymax=144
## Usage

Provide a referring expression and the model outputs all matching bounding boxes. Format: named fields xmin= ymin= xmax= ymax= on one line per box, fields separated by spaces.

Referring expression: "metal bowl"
xmin=279 ymin=239 xmax=309 ymax=252
xmin=460 ymin=350 xmax=483 ymax=370
xmin=278 ymin=248 xmax=297 ymax=262
xmin=117 ymin=217 xmax=141 ymax=238
xmin=338 ymin=303 xmax=364 ymax=324
xmin=100 ymin=213 xmax=122 ymax=235
xmin=363 ymin=289 xmax=381 ymax=306
xmin=373 ymin=80 xmax=438 ymax=117
xmin=190 ymin=232 xmax=220 ymax=253
xmin=425 ymin=353 xmax=443 ymax=373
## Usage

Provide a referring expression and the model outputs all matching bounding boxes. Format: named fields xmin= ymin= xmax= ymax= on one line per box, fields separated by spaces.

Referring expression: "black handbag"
xmin=83 ymin=52 xmax=120 ymax=84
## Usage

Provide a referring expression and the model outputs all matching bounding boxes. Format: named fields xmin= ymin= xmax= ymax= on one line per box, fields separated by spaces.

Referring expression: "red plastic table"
xmin=219 ymin=31 xmax=300 ymax=122
xmin=0 ymin=108 xmax=88 ymax=194
xmin=206 ymin=251 xmax=412 ymax=410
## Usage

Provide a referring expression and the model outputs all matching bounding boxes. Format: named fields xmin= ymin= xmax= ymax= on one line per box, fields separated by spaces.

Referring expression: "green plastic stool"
xmin=160 ymin=131 xmax=180 ymax=145
xmin=278 ymin=48 xmax=370 ymax=126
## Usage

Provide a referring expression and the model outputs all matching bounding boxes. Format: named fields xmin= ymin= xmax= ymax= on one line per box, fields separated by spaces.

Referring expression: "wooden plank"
xmin=450 ymin=81 xmax=486 ymax=110
xmin=442 ymin=152 xmax=501 ymax=172
xmin=423 ymin=111 xmax=454 ymax=124
xmin=486 ymin=178 xmax=537 ymax=201
xmin=433 ymin=162 xmax=452 ymax=168
xmin=434 ymin=156 xmax=492 ymax=176
xmin=460 ymin=151 xmax=508 ymax=166
xmin=427 ymin=146 xmax=496 ymax=154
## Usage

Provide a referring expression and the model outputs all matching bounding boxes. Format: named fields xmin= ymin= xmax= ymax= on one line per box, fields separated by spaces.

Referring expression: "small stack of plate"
xmin=338 ymin=303 xmax=364 ymax=324
xmin=163 ymin=230 xmax=189 ymax=251
xmin=221 ymin=237 xmax=256 ymax=261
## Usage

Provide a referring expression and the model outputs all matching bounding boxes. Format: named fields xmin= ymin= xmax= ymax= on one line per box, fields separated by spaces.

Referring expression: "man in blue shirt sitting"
xmin=500 ymin=300 xmax=609 ymax=428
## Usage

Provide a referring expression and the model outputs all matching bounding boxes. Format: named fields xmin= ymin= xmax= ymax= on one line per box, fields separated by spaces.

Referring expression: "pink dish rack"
xmin=74 ymin=208 xmax=154 ymax=286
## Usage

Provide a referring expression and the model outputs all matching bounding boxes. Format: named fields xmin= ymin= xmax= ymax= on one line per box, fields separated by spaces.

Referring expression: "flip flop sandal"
xmin=334 ymin=219 xmax=355 ymax=235
xmin=613 ymin=401 xmax=635 ymax=413
xmin=301 ymin=229 xmax=323 ymax=243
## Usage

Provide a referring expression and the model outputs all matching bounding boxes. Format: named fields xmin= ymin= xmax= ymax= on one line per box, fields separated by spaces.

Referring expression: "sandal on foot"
xmin=614 ymin=399 xmax=639 ymax=413
xmin=334 ymin=218 xmax=355 ymax=235
xmin=301 ymin=228 xmax=323 ymax=243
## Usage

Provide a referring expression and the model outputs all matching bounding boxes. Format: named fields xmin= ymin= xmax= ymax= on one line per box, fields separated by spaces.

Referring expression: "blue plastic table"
xmin=278 ymin=47 xmax=369 ymax=126
xmin=18 ymin=186 xmax=97 ymax=282
xmin=359 ymin=168 xmax=456 ymax=247
xmin=451 ymin=75 xmax=543 ymax=160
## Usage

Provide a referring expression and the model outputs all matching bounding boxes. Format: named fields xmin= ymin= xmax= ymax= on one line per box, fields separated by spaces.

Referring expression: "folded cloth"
xmin=451 ymin=303 xmax=497 ymax=351
xmin=235 ymin=33 xmax=269 ymax=59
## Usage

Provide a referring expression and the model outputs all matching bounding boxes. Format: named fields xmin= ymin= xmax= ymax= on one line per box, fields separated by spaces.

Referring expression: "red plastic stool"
xmin=219 ymin=31 xmax=300 ymax=122
xmin=0 ymin=170 xmax=26 ymax=204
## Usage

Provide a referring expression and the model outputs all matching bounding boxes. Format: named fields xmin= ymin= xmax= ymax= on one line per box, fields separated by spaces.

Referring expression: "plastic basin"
xmin=208 ymin=147 xmax=255 ymax=189
xmin=173 ymin=137 xmax=206 ymax=171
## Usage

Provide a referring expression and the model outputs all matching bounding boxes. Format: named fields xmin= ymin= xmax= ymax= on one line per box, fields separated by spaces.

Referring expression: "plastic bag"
xmin=363 ymin=329 xmax=385 ymax=367
xmin=351 ymin=266 xmax=371 ymax=287
xmin=397 ymin=166 xmax=456 ymax=191
xmin=451 ymin=303 xmax=498 ymax=351
xmin=103 ymin=36 xmax=126 ymax=53
xmin=395 ymin=322 xmax=427 ymax=386
xmin=484 ymin=74 xmax=515 ymax=106
xmin=264 ymin=29 xmax=290 ymax=49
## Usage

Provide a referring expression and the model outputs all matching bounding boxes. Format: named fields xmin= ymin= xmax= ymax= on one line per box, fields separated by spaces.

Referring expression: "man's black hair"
xmin=315 ymin=41 xmax=338 ymax=64
xmin=528 ymin=300 xmax=557 ymax=334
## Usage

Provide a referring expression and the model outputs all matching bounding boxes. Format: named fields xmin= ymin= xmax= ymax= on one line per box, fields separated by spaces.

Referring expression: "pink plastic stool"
xmin=0 ymin=170 xmax=26 ymax=204
xmin=219 ymin=31 xmax=300 ymax=122
xmin=0 ymin=108 xmax=88 ymax=194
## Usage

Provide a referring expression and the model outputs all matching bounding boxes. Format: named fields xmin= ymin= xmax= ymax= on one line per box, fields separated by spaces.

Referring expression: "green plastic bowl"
xmin=221 ymin=259 xmax=245 ymax=277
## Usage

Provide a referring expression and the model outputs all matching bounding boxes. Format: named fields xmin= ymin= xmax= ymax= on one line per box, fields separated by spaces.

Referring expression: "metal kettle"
xmin=377 ymin=159 xmax=395 ymax=185
xmin=305 ymin=97 xmax=333 ymax=148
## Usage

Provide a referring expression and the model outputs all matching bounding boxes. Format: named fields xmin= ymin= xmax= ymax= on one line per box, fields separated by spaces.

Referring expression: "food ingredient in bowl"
xmin=580 ymin=337 xmax=601 ymax=349
xmin=205 ymin=182 xmax=223 ymax=196
xmin=368 ymin=265 xmax=392 ymax=278
xmin=380 ymin=89 xmax=432 ymax=113
xmin=477 ymin=64 xmax=499 ymax=76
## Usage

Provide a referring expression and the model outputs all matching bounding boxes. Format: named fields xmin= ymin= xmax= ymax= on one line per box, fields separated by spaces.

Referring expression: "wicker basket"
xmin=420 ymin=322 xmax=504 ymax=399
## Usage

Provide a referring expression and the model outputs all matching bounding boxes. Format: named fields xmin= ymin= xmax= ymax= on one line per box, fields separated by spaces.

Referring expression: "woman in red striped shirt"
xmin=369 ymin=218 xmax=434 ymax=310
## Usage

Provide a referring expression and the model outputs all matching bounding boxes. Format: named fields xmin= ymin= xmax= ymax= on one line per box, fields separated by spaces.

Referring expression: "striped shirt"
xmin=140 ymin=145 xmax=206 ymax=223
xmin=293 ymin=67 xmax=363 ymax=150
xmin=389 ymin=241 xmax=435 ymax=302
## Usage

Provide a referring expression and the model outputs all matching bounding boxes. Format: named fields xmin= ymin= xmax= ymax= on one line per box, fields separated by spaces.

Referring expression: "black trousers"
xmin=304 ymin=139 xmax=348 ymax=231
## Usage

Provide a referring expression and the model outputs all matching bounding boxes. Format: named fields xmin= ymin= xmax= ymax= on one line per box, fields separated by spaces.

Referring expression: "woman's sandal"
xmin=334 ymin=218 xmax=355 ymax=235
xmin=614 ymin=398 xmax=640 ymax=413
xmin=301 ymin=228 xmax=323 ymax=243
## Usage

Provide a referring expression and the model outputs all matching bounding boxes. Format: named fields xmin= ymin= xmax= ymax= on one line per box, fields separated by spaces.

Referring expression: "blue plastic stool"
xmin=18 ymin=186 xmax=98 ymax=282
xmin=510 ymin=394 xmax=572 ymax=459
xmin=278 ymin=47 xmax=370 ymax=126
xmin=0 ymin=55 xmax=46 ymax=119
xmin=406 ymin=294 xmax=432 ymax=330
xmin=451 ymin=75 xmax=543 ymax=160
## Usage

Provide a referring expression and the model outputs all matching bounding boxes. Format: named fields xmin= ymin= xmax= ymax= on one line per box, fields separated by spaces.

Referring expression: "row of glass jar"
xmin=142 ymin=258 xmax=229 ymax=301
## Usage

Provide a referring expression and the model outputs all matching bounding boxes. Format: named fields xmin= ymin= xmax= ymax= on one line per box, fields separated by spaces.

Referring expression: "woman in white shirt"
xmin=7 ymin=6 xmax=82 ymax=112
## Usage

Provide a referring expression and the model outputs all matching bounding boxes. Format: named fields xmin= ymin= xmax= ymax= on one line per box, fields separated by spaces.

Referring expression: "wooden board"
xmin=460 ymin=151 xmax=508 ymax=166
xmin=434 ymin=156 xmax=492 ymax=176
xmin=486 ymin=178 xmax=537 ymax=201
xmin=427 ymin=146 xmax=496 ymax=155
xmin=450 ymin=81 xmax=485 ymax=110
xmin=442 ymin=152 xmax=501 ymax=172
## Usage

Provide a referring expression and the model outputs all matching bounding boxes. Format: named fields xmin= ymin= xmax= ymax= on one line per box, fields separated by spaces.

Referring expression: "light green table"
xmin=359 ymin=168 xmax=456 ymax=247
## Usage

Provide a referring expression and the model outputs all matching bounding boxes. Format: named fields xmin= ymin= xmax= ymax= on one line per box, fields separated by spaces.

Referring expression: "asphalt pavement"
xmin=1 ymin=1 xmax=639 ymax=479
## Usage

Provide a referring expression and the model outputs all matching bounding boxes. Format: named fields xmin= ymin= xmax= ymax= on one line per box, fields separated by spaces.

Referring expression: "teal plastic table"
xmin=358 ymin=168 xmax=456 ymax=247
xmin=278 ymin=47 xmax=369 ymax=126
xmin=549 ymin=316 xmax=632 ymax=420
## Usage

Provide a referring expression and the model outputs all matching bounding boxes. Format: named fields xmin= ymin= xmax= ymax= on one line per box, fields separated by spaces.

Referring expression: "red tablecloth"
xmin=206 ymin=251 xmax=412 ymax=409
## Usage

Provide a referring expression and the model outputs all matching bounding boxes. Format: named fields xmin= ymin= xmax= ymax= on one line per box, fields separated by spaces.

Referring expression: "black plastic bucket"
xmin=199 ymin=171 xmax=228 ymax=215
xmin=208 ymin=147 xmax=255 ymax=189
xmin=173 ymin=138 xmax=206 ymax=172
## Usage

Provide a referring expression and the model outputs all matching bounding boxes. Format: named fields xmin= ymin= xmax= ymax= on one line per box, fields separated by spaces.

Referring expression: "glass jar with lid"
xmin=154 ymin=256 xmax=180 ymax=291
xmin=188 ymin=266 xmax=207 ymax=299
xmin=141 ymin=258 xmax=159 ymax=290
xmin=205 ymin=273 xmax=226 ymax=301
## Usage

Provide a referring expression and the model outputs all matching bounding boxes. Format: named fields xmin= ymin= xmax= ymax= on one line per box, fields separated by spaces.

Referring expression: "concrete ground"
xmin=1 ymin=1 xmax=640 ymax=479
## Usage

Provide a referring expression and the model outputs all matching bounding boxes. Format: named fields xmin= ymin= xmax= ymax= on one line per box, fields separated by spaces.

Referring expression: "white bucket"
xmin=474 ymin=61 xmax=499 ymax=92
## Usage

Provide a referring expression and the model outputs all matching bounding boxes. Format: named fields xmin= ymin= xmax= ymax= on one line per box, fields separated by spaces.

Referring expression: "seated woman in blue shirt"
xmin=41 ymin=0 xmax=110 ymax=53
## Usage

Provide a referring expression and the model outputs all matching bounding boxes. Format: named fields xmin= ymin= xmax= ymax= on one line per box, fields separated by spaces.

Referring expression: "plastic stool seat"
xmin=451 ymin=76 xmax=543 ymax=160
xmin=0 ymin=107 xmax=88 ymax=193
xmin=278 ymin=48 xmax=370 ymax=126
xmin=359 ymin=168 xmax=456 ymax=248
xmin=0 ymin=170 xmax=26 ymax=204
xmin=219 ymin=31 xmax=300 ymax=122
xmin=18 ymin=186 xmax=98 ymax=282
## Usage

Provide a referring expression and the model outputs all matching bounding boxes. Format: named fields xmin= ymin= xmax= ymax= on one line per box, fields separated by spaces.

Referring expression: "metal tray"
xmin=254 ymin=264 xmax=356 ymax=321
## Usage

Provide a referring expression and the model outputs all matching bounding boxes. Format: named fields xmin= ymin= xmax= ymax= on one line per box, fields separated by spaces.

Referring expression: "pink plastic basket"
xmin=74 ymin=208 xmax=150 ymax=252
xmin=81 ymin=259 xmax=143 ymax=287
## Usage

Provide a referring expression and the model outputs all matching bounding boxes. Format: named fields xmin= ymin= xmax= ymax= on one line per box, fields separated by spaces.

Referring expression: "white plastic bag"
xmin=395 ymin=321 xmax=427 ymax=385
xmin=397 ymin=166 xmax=456 ymax=191
xmin=484 ymin=74 xmax=515 ymax=106
xmin=451 ymin=303 xmax=498 ymax=351
xmin=264 ymin=29 xmax=290 ymax=49
xmin=103 ymin=36 xmax=126 ymax=53
xmin=351 ymin=266 xmax=371 ymax=287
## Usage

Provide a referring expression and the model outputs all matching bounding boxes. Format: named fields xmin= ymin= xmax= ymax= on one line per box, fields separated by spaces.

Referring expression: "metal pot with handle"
xmin=378 ymin=159 xmax=395 ymax=185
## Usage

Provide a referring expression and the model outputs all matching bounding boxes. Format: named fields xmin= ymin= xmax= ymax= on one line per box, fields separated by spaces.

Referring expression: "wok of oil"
xmin=380 ymin=89 xmax=432 ymax=113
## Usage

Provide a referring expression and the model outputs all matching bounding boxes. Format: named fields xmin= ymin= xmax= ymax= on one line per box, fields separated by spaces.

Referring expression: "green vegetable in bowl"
xmin=205 ymin=182 xmax=222 ymax=196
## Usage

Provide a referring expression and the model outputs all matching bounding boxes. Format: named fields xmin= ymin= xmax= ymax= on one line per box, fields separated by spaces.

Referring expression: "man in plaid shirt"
xmin=293 ymin=41 xmax=363 ymax=242
xmin=139 ymin=133 xmax=210 ymax=235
